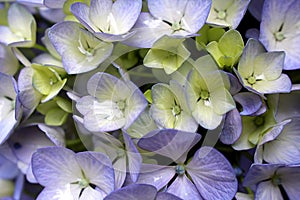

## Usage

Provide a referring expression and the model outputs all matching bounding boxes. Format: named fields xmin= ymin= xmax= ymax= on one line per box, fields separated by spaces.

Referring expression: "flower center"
xmin=254 ymin=116 xmax=264 ymax=126
xmin=172 ymin=105 xmax=181 ymax=116
xmin=175 ymin=164 xmax=185 ymax=176
xmin=77 ymin=178 xmax=90 ymax=189
xmin=172 ymin=21 xmax=182 ymax=31
xmin=200 ymin=90 xmax=209 ymax=100
xmin=271 ymin=174 xmax=281 ymax=186
xmin=217 ymin=10 xmax=227 ymax=20
xmin=117 ymin=100 xmax=126 ymax=111
xmin=247 ymin=76 xmax=256 ymax=85
xmin=274 ymin=31 xmax=285 ymax=41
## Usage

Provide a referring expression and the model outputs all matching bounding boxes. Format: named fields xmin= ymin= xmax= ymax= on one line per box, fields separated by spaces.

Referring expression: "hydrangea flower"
xmin=0 ymin=3 xmax=36 ymax=47
xmin=124 ymin=0 xmax=212 ymax=48
xmin=71 ymin=0 xmax=142 ymax=42
xmin=185 ymin=55 xmax=235 ymax=129
xmin=235 ymin=39 xmax=292 ymax=94
xmin=243 ymin=163 xmax=300 ymax=200
xmin=32 ymin=147 xmax=115 ymax=200
xmin=75 ymin=72 xmax=147 ymax=132
xmin=259 ymin=0 xmax=300 ymax=70
xmin=206 ymin=0 xmax=250 ymax=29
xmin=137 ymin=129 xmax=237 ymax=200
xmin=150 ymin=81 xmax=198 ymax=132
xmin=48 ymin=21 xmax=113 ymax=74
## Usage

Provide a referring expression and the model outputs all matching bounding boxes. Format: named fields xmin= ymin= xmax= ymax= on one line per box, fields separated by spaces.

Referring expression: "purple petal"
xmin=104 ymin=184 xmax=157 ymax=200
xmin=37 ymin=124 xmax=65 ymax=147
xmin=80 ymin=186 xmax=107 ymax=200
xmin=31 ymin=147 xmax=82 ymax=187
xmin=220 ymin=108 xmax=242 ymax=145
xmin=137 ymin=164 xmax=175 ymax=190
xmin=76 ymin=151 xmax=115 ymax=194
xmin=243 ymin=163 xmax=283 ymax=189
xmin=234 ymin=92 xmax=262 ymax=115
xmin=278 ymin=165 xmax=300 ymax=200
xmin=123 ymin=131 xmax=142 ymax=182
xmin=94 ymin=31 xmax=136 ymax=42
xmin=36 ymin=185 xmax=75 ymax=200
xmin=276 ymin=91 xmax=300 ymax=121
xmin=187 ymin=147 xmax=237 ymax=200
xmin=138 ymin=129 xmax=201 ymax=163
xmin=44 ymin=0 xmax=65 ymax=8
xmin=167 ymin=175 xmax=202 ymax=200
xmin=227 ymin=72 xmax=242 ymax=95
xmin=156 ymin=192 xmax=183 ymax=200
xmin=248 ymin=0 xmax=264 ymax=21
xmin=89 ymin=0 xmax=112 ymax=32
xmin=71 ymin=2 xmax=98 ymax=32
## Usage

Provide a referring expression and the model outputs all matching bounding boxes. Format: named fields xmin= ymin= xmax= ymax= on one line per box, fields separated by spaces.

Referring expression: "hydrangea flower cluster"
xmin=0 ymin=0 xmax=300 ymax=199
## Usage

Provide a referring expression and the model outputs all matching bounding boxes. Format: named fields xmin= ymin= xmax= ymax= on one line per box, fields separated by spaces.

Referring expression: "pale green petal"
xmin=150 ymin=105 xmax=175 ymax=128
xmin=193 ymin=100 xmax=223 ymax=130
xmin=253 ymin=74 xmax=292 ymax=94
xmin=232 ymin=116 xmax=256 ymax=150
xmin=238 ymin=39 xmax=265 ymax=78
xmin=41 ymin=78 xmax=67 ymax=103
xmin=151 ymin=83 xmax=175 ymax=109
xmin=253 ymin=52 xmax=285 ymax=80
xmin=210 ymin=88 xmax=235 ymax=115
xmin=206 ymin=41 xmax=223 ymax=67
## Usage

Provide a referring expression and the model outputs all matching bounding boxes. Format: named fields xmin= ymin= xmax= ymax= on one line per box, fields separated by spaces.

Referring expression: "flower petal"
xmin=123 ymin=131 xmax=142 ymax=182
xmin=220 ymin=108 xmax=242 ymax=145
xmin=187 ymin=147 xmax=237 ymax=200
xmin=138 ymin=129 xmax=201 ymax=163
xmin=32 ymin=147 xmax=82 ymax=187
xmin=233 ymin=92 xmax=262 ymax=115
xmin=252 ymin=74 xmax=292 ymax=94
xmin=76 ymin=152 xmax=115 ymax=194
xmin=137 ymin=164 xmax=175 ymax=190
xmin=104 ymin=184 xmax=157 ymax=200
xmin=255 ymin=181 xmax=283 ymax=200
xmin=167 ymin=175 xmax=202 ymax=200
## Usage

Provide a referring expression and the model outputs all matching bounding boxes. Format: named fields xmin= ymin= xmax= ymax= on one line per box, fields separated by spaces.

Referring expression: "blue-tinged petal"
xmin=0 ymin=72 xmax=17 ymax=99
xmin=167 ymin=175 xmax=202 ymax=200
xmin=104 ymin=184 xmax=157 ymax=200
xmin=37 ymin=124 xmax=65 ymax=147
xmin=123 ymin=131 xmax=142 ymax=182
xmin=39 ymin=7 xmax=65 ymax=23
xmin=156 ymin=192 xmax=183 ymax=200
xmin=138 ymin=129 xmax=201 ymax=163
xmin=44 ymin=0 xmax=65 ymax=9
xmin=220 ymin=108 xmax=242 ymax=145
xmin=248 ymin=0 xmax=264 ymax=21
xmin=89 ymin=0 xmax=112 ymax=32
xmin=32 ymin=147 xmax=82 ymax=187
xmin=36 ymin=185 xmax=74 ymax=200
xmin=278 ymin=165 xmax=300 ymax=200
xmin=0 ymin=44 xmax=19 ymax=75
xmin=70 ymin=2 xmax=99 ymax=32
xmin=148 ymin=0 xmax=188 ymax=23
xmin=243 ymin=163 xmax=283 ymax=188
xmin=137 ymin=164 xmax=175 ymax=190
xmin=263 ymin=118 xmax=300 ymax=164
xmin=226 ymin=0 xmax=250 ymax=29
xmin=0 ymin=111 xmax=17 ymax=145
xmin=255 ymin=181 xmax=283 ymax=200
xmin=187 ymin=147 xmax=237 ymax=200
xmin=252 ymin=74 xmax=291 ymax=94
xmin=233 ymin=92 xmax=262 ymax=115
xmin=112 ymin=0 xmax=142 ymax=34
xmin=123 ymin=12 xmax=172 ymax=48
xmin=181 ymin=0 xmax=211 ymax=33
xmin=0 ymin=154 xmax=18 ymax=179
xmin=123 ymin=84 xmax=147 ymax=130
xmin=276 ymin=91 xmax=300 ymax=122
xmin=76 ymin=152 xmax=115 ymax=194
xmin=227 ymin=72 xmax=242 ymax=95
